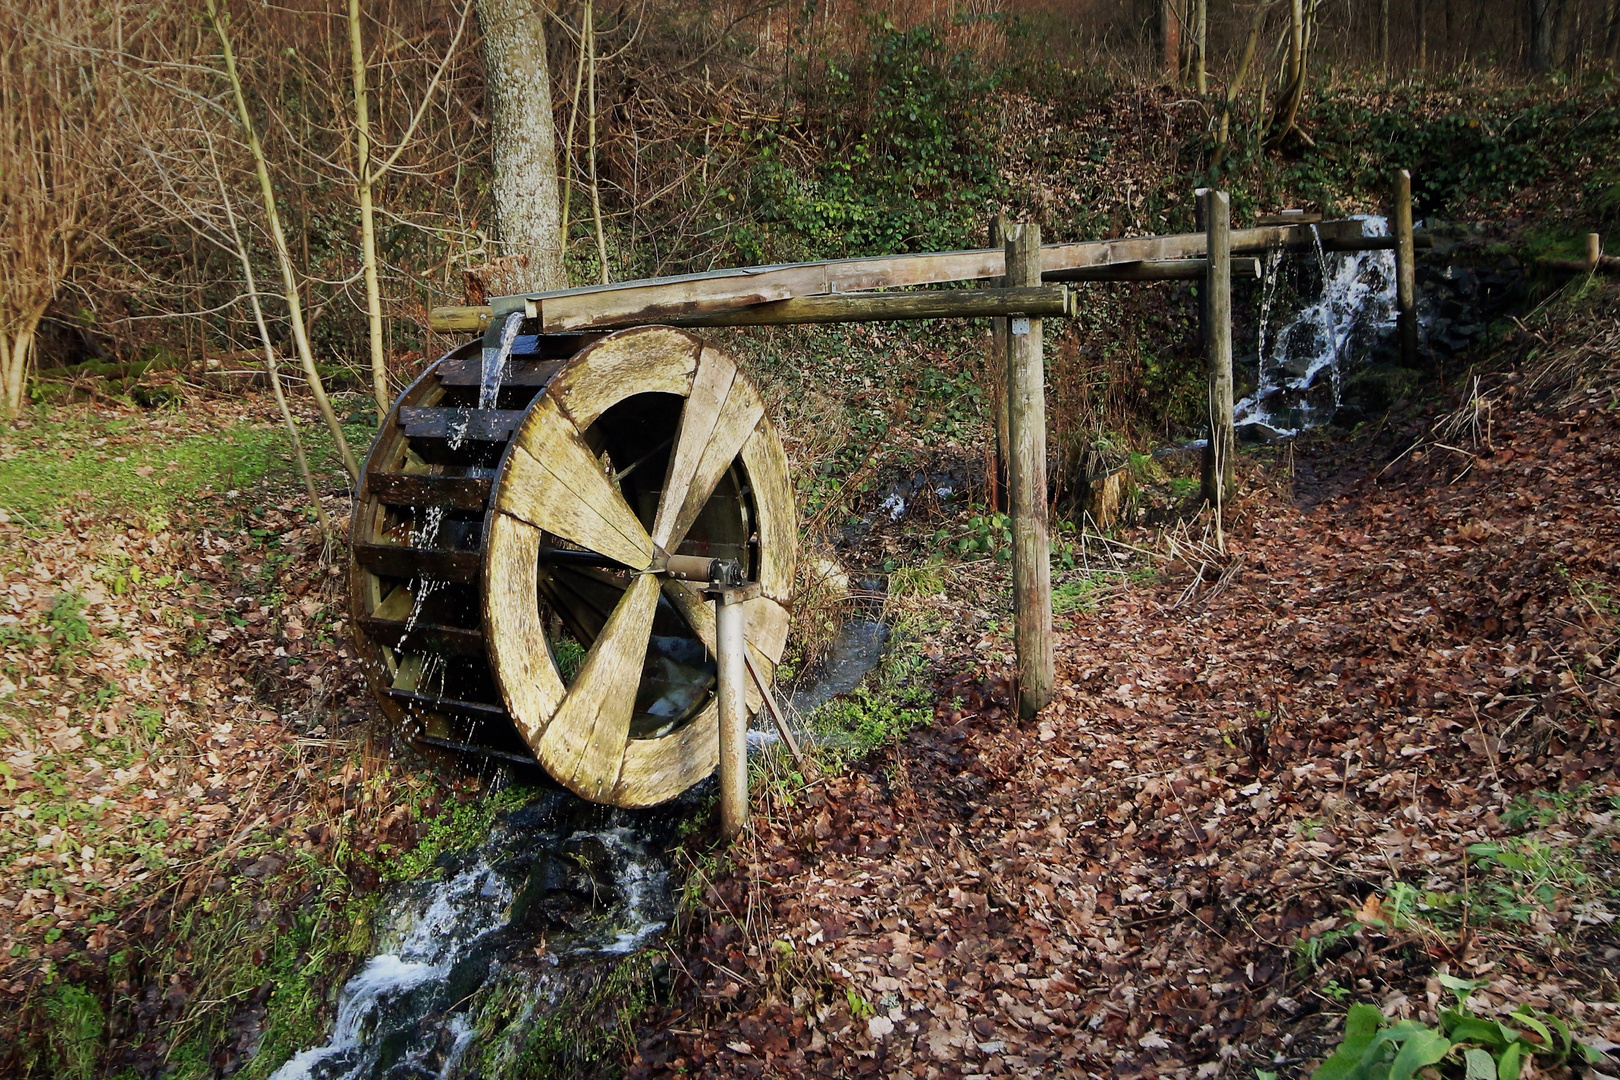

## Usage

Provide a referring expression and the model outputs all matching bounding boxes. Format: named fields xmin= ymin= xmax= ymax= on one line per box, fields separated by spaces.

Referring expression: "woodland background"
xmin=5 ymin=0 xmax=1620 ymax=446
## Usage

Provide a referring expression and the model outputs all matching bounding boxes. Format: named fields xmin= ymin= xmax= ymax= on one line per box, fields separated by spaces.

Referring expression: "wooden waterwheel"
xmin=349 ymin=326 xmax=795 ymax=807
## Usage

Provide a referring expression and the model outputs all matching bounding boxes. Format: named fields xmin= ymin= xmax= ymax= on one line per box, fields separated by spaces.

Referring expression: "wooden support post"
xmin=989 ymin=211 xmax=1011 ymax=510
xmin=1394 ymin=169 xmax=1418 ymax=368
xmin=715 ymin=587 xmax=748 ymax=841
xmin=1587 ymin=232 xmax=1603 ymax=268
xmin=1005 ymin=223 xmax=1052 ymax=721
xmin=1200 ymin=189 xmax=1235 ymax=517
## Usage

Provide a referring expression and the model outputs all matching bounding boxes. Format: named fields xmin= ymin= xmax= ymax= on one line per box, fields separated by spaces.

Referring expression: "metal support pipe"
xmin=714 ymin=586 xmax=749 ymax=841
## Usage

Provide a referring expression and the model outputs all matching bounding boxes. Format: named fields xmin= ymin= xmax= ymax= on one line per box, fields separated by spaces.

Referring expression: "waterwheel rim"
xmin=482 ymin=326 xmax=794 ymax=807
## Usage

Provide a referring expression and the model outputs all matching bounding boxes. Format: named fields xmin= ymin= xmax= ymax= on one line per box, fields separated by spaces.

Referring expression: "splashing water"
xmin=1235 ymin=216 xmax=1398 ymax=438
xmin=397 ymin=506 xmax=448 ymax=649
xmin=268 ymin=807 xmax=676 ymax=1080
xmin=268 ymin=857 xmax=514 ymax=1080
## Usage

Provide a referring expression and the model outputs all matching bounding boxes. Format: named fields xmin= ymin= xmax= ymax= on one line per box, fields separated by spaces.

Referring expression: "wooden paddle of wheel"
xmin=349 ymin=325 xmax=795 ymax=808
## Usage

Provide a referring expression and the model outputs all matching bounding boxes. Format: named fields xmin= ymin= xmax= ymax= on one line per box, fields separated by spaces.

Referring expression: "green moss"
xmin=382 ymin=784 xmax=534 ymax=884
xmin=802 ymin=623 xmax=934 ymax=771
xmin=474 ymin=951 xmax=661 ymax=1079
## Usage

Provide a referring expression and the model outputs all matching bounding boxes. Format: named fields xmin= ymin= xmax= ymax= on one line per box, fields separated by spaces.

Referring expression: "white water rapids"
xmin=268 ymin=817 xmax=671 ymax=1080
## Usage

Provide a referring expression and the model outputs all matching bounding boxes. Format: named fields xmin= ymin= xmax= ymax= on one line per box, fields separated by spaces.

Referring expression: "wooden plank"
xmin=1005 ymin=223 xmax=1053 ymax=721
xmin=482 ymin=511 xmax=568 ymax=748
xmin=541 ymin=264 xmax=831 ymax=333
xmin=537 ymin=572 xmax=660 ymax=802
xmin=738 ymin=416 xmax=796 ymax=605
xmin=385 ymin=689 xmax=508 ymax=720
xmin=1047 ymin=257 xmax=1261 ymax=281
xmin=653 ymin=349 xmax=735 ymax=549
xmin=427 ymin=220 xmax=1413 ymax=336
xmin=352 ymin=542 xmax=481 ymax=584
xmin=359 ymin=616 xmax=484 ymax=656
xmin=653 ymin=286 xmax=1069 ymax=329
xmin=436 ymin=353 xmax=565 ymax=388
xmin=400 ymin=406 xmax=526 ymax=443
xmin=654 ymin=347 xmax=765 ymax=550
xmin=1201 ymin=190 xmax=1237 ymax=511
xmin=367 ymin=471 xmax=493 ymax=510
xmin=612 ymin=704 xmax=718 ymax=809
xmin=498 ymin=397 xmax=654 ymax=569
xmin=988 ymin=212 xmax=1010 ymax=512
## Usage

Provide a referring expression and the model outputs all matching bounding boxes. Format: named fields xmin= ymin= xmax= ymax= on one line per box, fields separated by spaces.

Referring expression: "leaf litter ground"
xmin=633 ymin=307 xmax=1620 ymax=1078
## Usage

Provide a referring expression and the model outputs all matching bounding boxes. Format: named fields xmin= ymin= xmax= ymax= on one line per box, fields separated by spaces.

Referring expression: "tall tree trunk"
xmin=1381 ymin=0 xmax=1391 ymax=68
xmin=1529 ymin=0 xmax=1555 ymax=69
xmin=1195 ymin=0 xmax=1208 ymax=91
xmin=1416 ymin=0 xmax=1428 ymax=68
xmin=1162 ymin=0 xmax=1182 ymax=81
xmin=477 ymin=0 xmax=566 ymax=294
xmin=348 ymin=0 xmax=389 ymax=414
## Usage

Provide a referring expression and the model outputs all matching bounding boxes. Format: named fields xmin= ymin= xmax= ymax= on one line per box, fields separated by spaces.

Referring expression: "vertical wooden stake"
xmin=1394 ymin=169 xmax=1418 ymax=368
xmin=1005 ymin=223 xmax=1053 ymax=721
xmin=988 ymin=211 xmax=1011 ymax=510
xmin=1586 ymin=232 xmax=1602 ymax=268
xmin=1200 ymin=190 xmax=1235 ymax=523
xmin=715 ymin=589 xmax=748 ymax=841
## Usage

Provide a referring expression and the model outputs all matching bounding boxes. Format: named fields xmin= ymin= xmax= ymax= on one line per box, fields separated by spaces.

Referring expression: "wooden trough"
xmin=356 ymin=186 xmax=1422 ymax=809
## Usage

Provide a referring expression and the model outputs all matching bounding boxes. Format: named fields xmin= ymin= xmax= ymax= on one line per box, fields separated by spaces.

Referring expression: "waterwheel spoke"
xmin=652 ymin=350 xmax=764 ymax=553
xmin=497 ymin=401 xmax=653 ymax=570
xmin=537 ymin=572 xmax=661 ymax=801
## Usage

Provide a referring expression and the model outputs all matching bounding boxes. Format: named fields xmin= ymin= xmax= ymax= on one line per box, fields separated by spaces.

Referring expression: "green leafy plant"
xmin=46 ymin=591 xmax=92 ymax=650
xmin=1311 ymin=978 xmax=1605 ymax=1079
xmin=949 ymin=511 xmax=1012 ymax=560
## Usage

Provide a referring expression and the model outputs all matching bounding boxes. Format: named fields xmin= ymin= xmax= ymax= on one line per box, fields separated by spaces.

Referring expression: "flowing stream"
xmin=268 ymin=794 xmax=676 ymax=1080
xmin=271 ymin=620 xmax=889 ymax=1079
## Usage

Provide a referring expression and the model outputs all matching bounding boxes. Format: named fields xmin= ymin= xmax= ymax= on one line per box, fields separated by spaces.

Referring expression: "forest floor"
xmin=1 ymin=289 xmax=1617 ymax=1079
xmin=632 ymin=293 xmax=1620 ymax=1078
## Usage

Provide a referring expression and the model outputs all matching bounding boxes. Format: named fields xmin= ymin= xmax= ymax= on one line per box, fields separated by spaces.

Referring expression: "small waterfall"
xmin=479 ymin=310 xmax=525 ymax=411
xmin=1234 ymin=216 xmax=1399 ymax=438
xmin=448 ymin=309 xmax=524 ymax=450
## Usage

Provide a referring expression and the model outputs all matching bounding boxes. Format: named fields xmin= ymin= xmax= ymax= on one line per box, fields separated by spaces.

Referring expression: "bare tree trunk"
xmin=1381 ymin=0 xmax=1391 ymax=68
xmin=586 ymin=0 xmax=609 ymax=284
xmin=1212 ymin=1 xmax=1275 ymax=170
xmin=206 ymin=0 xmax=359 ymax=481
xmin=348 ymin=0 xmax=388 ymax=414
xmin=1529 ymin=0 xmax=1555 ymax=69
xmin=1267 ymin=0 xmax=1306 ymax=146
xmin=1195 ymin=0 xmax=1208 ymax=91
xmin=1162 ymin=0 xmax=1182 ymax=81
xmin=209 ymin=135 xmax=332 ymax=537
xmin=477 ymin=0 xmax=566 ymax=294
xmin=1416 ymin=0 xmax=1429 ymax=68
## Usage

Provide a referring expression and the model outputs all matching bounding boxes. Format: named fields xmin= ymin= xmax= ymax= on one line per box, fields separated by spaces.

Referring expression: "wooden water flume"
xmin=350 ymin=326 xmax=795 ymax=808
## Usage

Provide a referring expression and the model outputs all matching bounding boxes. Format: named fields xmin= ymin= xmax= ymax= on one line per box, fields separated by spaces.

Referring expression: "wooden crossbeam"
xmin=427 ymin=219 xmax=1422 ymax=335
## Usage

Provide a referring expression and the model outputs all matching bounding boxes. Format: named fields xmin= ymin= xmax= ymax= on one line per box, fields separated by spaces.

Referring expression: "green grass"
xmin=43 ymin=982 xmax=105 ymax=1080
xmin=0 ymin=406 xmax=373 ymax=532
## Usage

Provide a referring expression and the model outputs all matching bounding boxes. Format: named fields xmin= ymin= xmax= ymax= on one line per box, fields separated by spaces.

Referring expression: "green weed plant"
xmin=1304 ymin=977 xmax=1604 ymax=1080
